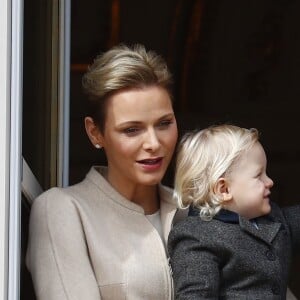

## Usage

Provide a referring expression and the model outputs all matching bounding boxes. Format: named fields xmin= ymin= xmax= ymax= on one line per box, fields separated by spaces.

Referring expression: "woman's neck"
xmin=127 ymin=185 xmax=160 ymax=215
xmin=106 ymin=172 xmax=160 ymax=214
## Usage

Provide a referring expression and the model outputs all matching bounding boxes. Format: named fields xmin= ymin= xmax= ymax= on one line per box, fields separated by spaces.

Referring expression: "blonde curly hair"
xmin=174 ymin=124 xmax=259 ymax=220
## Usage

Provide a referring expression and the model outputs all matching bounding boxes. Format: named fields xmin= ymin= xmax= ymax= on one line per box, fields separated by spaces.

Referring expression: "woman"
xmin=26 ymin=44 xmax=178 ymax=299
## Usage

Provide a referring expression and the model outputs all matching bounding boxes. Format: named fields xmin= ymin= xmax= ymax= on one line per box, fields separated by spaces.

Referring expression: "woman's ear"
xmin=214 ymin=177 xmax=232 ymax=202
xmin=85 ymin=117 xmax=103 ymax=148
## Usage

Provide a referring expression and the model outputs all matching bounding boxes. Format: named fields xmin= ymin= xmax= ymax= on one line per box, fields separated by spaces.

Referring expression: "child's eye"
xmin=255 ymin=172 xmax=262 ymax=178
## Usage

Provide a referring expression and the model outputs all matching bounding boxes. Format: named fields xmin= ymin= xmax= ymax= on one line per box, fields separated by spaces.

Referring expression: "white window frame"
xmin=0 ymin=0 xmax=24 ymax=298
xmin=0 ymin=0 xmax=71 ymax=299
xmin=0 ymin=0 xmax=11 ymax=298
xmin=8 ymin=0 xmax=23 ymax=299
xmin=58 ymin=0 xmax=71 ymax=188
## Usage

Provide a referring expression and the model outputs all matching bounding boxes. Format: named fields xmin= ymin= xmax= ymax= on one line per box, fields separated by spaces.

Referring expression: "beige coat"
xmin=26 ymin=166 xmax=177 ymax=300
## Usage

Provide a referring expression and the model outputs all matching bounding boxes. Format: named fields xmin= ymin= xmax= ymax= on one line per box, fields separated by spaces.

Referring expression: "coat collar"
xmin=87 ymin=166 xmax=145 ymax=213
xmin=87 ymin=166 xmax=177 ymax=243
xmin=239 ymin=215 xmax=282 ymax=245
xmin=189 ymin=206 xmax=282 ymax=245
xmin=218 ymin=209 xmax=282 ymax=245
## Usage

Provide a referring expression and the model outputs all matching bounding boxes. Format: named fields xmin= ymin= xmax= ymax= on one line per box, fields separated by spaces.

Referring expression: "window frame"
xmin=1 ymin=0 xmax=71 ymax=299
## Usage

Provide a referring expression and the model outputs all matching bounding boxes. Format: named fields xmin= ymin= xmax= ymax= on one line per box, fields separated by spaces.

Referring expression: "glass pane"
xmin=22 ymin=0 xmax=59 ymax=299
xmin=22 ymin=0 xmax=58 ymax=190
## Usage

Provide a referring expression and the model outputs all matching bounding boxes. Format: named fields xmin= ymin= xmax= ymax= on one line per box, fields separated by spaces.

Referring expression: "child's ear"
xmin=214 ymin=177 xmax=232 ymax=202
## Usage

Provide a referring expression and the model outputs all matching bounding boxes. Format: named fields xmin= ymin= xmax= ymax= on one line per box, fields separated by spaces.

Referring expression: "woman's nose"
xmin=143 ymin=129 xmax=160 ymax=151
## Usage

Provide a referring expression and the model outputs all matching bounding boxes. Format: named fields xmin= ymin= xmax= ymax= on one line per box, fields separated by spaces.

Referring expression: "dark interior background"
xmin=21 ymin=0 xmax=300 ymax=299
xmin=69 ymin=0 xmax=300 ymax=297
xmin=70 ymin=0 xmax=300 ymax=297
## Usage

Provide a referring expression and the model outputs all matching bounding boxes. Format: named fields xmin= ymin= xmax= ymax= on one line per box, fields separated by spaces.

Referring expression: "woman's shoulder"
xmin=31 ymin=186 xmax=79 ymax=216
xmin=26 ymin=187 xmax=83 ymax=237
xmin=32 ymin=166 xmax=105 ymax=209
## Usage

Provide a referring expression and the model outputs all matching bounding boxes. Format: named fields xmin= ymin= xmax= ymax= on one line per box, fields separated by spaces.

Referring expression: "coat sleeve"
xmin=282 ymin=204 xmax=300 ymax=251
xmin=26 ymin=188 xmax=101 ymax=300
xmin=168 ymin=221 xmax=220 ymax=300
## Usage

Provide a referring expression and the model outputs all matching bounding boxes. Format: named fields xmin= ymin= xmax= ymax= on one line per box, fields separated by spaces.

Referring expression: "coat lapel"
xmin=158 ymin=185 xmax=177 ymax=246
xmin=239 ymin=216 xmax=282 ymax=245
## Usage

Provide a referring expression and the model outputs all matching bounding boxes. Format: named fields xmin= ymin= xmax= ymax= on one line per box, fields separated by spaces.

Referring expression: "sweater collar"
xmin=214 ymin=209 xmax=240 ymax=223
xmin=189 ymin=206 xmax=256 ymax=225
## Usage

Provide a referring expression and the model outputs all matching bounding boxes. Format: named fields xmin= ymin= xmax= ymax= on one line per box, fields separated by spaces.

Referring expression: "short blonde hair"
xmin=82 ymin=43 xmax=173 ymax=132
xmin=174 ymin=124 xmax=259 ymax=220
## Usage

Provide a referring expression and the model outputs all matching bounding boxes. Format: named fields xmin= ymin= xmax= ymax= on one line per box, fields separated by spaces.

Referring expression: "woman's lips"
xmin=137 ymin=157 xmax=163 ymax=170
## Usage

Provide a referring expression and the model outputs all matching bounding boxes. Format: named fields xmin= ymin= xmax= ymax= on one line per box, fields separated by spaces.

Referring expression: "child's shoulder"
xmin=170 ymin=213 xmax=216 ymax=239
xmin=168 ymin=214 xmax=231 ymax=254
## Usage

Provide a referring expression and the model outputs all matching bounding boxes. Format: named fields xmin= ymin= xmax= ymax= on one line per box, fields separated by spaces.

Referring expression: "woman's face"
xmin=99 ymin=86 xmax=178 ymax=192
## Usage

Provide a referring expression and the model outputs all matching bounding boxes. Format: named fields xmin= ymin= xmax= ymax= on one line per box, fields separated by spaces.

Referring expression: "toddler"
xmin=168 ymin=124 xmax=300 ymax=299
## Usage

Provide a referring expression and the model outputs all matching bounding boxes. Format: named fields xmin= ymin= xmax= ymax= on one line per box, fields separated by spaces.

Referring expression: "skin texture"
xmin=85 ymin=86 xmax=178 ymax=214
xmin=221 ymin=142 xmax=274 ymax=219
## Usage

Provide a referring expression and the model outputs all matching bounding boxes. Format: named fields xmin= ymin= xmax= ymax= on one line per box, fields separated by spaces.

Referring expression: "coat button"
xmin=265 ymin=250 xmax=276 ymax=261
xmin=271 ymin=284 xmax=280 ymax=295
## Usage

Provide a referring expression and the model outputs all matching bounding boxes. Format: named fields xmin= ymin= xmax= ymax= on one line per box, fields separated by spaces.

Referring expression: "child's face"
xmin=225 ymin=142 xmax=274 ymax=219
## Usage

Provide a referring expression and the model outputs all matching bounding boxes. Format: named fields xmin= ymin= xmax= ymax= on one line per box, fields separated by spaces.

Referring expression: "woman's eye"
xmin=123 ymin=127 xmax=140 ymax=135
xmin=158 ymin=120 xmax=173 ymax=128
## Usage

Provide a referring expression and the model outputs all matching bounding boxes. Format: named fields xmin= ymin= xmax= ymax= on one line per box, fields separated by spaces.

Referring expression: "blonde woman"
xmin=27 ymin=44 xmax=178 ymax=300
xmin=168 ymin=124 xmax=300 ymax=299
